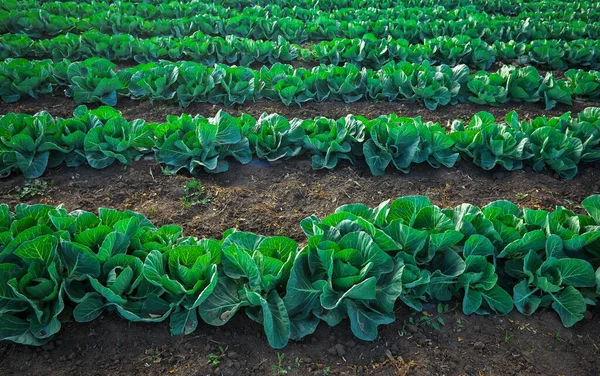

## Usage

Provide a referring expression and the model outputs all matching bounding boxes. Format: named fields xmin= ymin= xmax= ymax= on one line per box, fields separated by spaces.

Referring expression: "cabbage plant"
xmin=302 ymin=115 xmax=365 ymax=169
xmin=143 ymin=241 xmax=219 ymax=335
xmin=154 ymin=110 xmax=252 ymax=173
xmin=247 ymin=113 xmax=306 ymax=162
xmin=66 ymin=58 xmax=124 ymax=105
xmin=199 ymin=230 xmax=299 ymax=348
xmin=286 ymin=219 xmax=403 ymax=341
xmin=451 ymin=111 xmax=532 ymax=170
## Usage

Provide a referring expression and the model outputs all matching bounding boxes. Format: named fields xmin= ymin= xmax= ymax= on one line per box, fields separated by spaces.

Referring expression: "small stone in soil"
xmin=493 ymin=172 xmax=506 ymax=180
xmin=335 ymin=344 xmax=346 ymax=356
xmin=407 ymin=324 xmax=418 ymax=333
xmin=228 ymin=351 xmax=239 ymax=359
xmin=473 ymin=342 xmax=485 ymax=351
xmin=345 ymin=340 xmax=356 ymax=348
xmin=521 ymin=351 xmax=531 ymax=363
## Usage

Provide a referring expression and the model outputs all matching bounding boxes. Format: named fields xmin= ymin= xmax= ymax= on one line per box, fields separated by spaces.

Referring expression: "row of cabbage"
xmin=6 ymin=1 xmax=598 ymax=23
xmin=2 ymin=9 xmax=599 ymax=42
xmin=181 ymin=0 xmax=600 ymax=15
xmin=221 ymin=0 xmax=600 ymax=14
xmin=2 ymin=32 xmax=599 ymax=71
xmin=29 ymin=0 xmax=597 ymax=16
xmin=1 ymin=196 xmax=599 ymax=348
xmin=2 ymin=106 xmax=599 ymax=180
xmin=2 ymin=58 xmax=600 ymax=110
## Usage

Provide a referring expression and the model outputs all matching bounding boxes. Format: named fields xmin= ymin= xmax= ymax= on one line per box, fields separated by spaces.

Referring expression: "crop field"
xmin=1 ymin=0 xmax=600 ymax=375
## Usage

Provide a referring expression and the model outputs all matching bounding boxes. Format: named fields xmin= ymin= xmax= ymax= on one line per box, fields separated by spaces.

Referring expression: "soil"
xmin=0 ymin=97 xmax=599 ymax=375
xmin=0 ymin=303 xmax=598 ymax=376
xmin=1 ymin=157 xmax=600 ymax=243
xmin=0 ymin=95 xmax=597 ymax=125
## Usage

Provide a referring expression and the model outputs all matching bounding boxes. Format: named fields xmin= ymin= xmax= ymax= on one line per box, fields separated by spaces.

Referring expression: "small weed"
xmin=149 ymin=207 xmax=157 ymax=215
xmin=505 ymin=331 xmax=513 ymax=343
xmin=515 ymin=192 xmax=529 ymax=200
xmin=402 ymin=310 xmax=446 ymax=334
xmin=437 ymin=303 xmax=449 ymax=314
xmin=563 ymin=199 xmax=581 ymax=210
xmin=161 ymin=166 xmax=175 ymax=176
xmin=207 ymin=346 xmax=228 ymax=366
xmin=432 ymin=316 xmax=445 ymax=330
xmin=145 ymin=347 xmax=164 ymax=363
xmin=294 ymin=357 xmax=300 ymax=367
xmin=272 ymin=353 xmax=288 ymax=375
xmin=323 ymin=366 xmax=331 ymax=375
xmin=68 ymin=173 xmax=81 ymax=188
xmin=555 ymin=330 xmax=561 ymax=341
xmin=15 ymin=179 xmax=50 ymax=200
xmin=181 ymin=179 xmax=211 ymax=207
xmin=153 ymin=104 xmax=167 ymax=111
xmin=207 ymin=353 xmax=220 ymax=366
xmin=530 ymin=346 xmax=536 ymax=354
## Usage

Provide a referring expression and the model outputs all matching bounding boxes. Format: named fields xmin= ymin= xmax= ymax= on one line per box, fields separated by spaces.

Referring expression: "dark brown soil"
xmin=0 ymin=95 xmax=597 ymax=125
xmin=0 ymin=304 xmax=598 ymax=376
xmin=0 ymin=97 xmax=599 ymax=375
xmin=1 ymin=157 xmax=600 ymax=242
xmin=0 ymin=156 xmax=599 ymax=375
